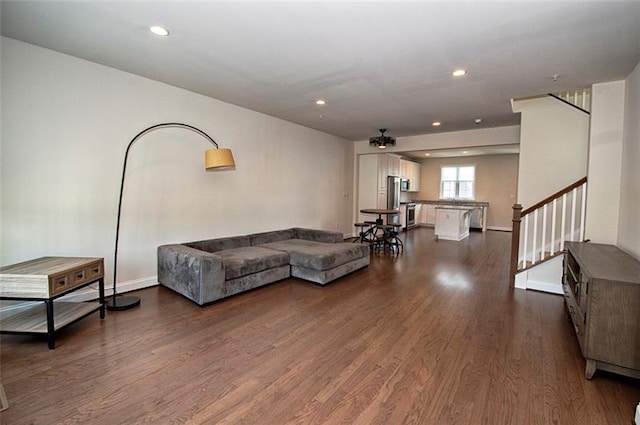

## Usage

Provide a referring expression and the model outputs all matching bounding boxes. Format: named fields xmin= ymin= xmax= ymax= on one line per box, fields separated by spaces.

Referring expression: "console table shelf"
xmin=0 ymin=301 xmax=101 ymax=333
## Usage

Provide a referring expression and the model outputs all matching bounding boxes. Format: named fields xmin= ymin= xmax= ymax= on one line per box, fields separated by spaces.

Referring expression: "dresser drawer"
xmin=564 ymin=287 xmax=586 ymax=354
xmin=68 ymin=260 xmax=103 ymax=288
xmin=87 ymin=262 xmax=103 ymax=280
xmin=49 ymin=274 xmax=70 ymax=295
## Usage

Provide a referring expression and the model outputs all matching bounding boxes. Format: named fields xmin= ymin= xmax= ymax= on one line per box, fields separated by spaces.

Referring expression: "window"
xmin=440 ymin=166 xmax=475 ymax=199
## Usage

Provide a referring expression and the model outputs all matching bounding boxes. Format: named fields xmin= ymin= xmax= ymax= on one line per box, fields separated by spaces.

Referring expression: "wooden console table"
xmin=563 ymin=242 xmax=640 ymax=379
xmin=0 ymin=257 xmax=105 ymax=349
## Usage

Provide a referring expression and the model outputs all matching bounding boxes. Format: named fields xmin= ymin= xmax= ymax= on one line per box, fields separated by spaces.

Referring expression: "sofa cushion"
xmin=260 ymin=240 xmax=369 ymax=271
xmin=293 ymin=228 xmax=343 ymax=243
xmin=215 ymin=246 xmax=290 ymax=280
xmin=247 ymin=229 xmax=296 ymax=246
xmin=186 ymin=236 xmax=250 ymax=253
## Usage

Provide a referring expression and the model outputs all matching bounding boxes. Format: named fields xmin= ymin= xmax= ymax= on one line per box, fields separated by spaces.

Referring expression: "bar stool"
xmin=353 ymin=222 xmax=375 ymax=244
xmin=377 ymin=223 xmax=404 ymax=254
xmin=388 ymin=223 xmax=404 ymax=254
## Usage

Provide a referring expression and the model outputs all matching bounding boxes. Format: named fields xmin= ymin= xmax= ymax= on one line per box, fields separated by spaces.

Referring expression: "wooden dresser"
xmin=563 ymin=242 xmax=640 ymax=379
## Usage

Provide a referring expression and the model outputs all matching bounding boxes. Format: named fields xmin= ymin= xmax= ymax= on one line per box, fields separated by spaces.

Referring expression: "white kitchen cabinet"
xmin=399 ymin=159 xmax=421 ymax=192
xmin=418 ymin=204 xmax=428 ymax=224
xmin=387 ymin=155 xmax=401 ymax=177
xmin=377 ymin=191 xmax=387 ymax=209
xmin=358 ymin=154 xmax=400 ymax=223
xmin=399 ymin=208 xmax=407 ymax=229
xmin=400 ymin=160 xmax=409 ymax=180
xmin=409 ymin=161 xmax=420 ymax=192
xmin=470 ymin=208 xmax=483 ymax=229
xmin=424 ymin=204 xmax=437 ymax=225
xmin=377 ymin=154 xmax=388 ymax=190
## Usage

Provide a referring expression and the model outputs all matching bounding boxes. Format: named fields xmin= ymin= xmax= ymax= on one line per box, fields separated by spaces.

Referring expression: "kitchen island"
xmin=434 ymin=206 xmax=477 ymax=241
xmin=414 ymin=200 xmax=489 ymax=232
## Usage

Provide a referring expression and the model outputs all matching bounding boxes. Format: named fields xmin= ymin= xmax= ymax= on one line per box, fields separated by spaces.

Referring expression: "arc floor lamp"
xmin=107 ymin=122 xmax=236 ymax=311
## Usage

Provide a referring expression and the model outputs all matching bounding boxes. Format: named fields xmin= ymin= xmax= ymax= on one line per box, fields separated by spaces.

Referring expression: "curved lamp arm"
xmin=108 ymin=122 xmax=235 ymax=311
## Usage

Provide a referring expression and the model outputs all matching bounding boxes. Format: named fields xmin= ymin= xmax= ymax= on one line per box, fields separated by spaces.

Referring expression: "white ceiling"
xmin=402 ymin=143 xmax=520 ymax=159
xmin=2 ymin=1 xmax=639 ymax=141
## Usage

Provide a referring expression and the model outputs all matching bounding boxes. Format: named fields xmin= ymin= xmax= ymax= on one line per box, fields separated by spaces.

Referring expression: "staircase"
xmin=510 ymin=177 xmax=588 ymax=293
xmin=508 ymin=87 xmax=592 ymax=293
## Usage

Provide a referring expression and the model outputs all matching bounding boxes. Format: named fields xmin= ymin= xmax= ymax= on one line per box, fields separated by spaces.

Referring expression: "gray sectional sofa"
xmin=158 ymin=228 xmax=370 ymax=305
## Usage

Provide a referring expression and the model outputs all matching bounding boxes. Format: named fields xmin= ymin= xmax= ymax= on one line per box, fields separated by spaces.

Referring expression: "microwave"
xmin=401 ymin=179 xmax=410 ymax=191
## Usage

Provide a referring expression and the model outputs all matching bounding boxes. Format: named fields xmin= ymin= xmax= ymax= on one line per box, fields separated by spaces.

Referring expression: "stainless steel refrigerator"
xmin=387 ymin=176 xmax=401 ymax=224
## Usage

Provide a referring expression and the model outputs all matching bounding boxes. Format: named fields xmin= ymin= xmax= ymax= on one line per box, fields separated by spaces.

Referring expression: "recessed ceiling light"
xmin=424 ymin=153 xmax=431 ymax=156
xmin=315 ymin=99 xmax=326 ymax=106
xmin=462 ymin=151 xmax=469 ymax=154
xmin=149 ymin=25 xmax=170 ymax=36
xmin=452 ymin=69 xmax=467 ymax=77
xmin=474 ymin=118 xmax=483 ymax=124
xmin=432 ymin=121 xmax=441 ymax=127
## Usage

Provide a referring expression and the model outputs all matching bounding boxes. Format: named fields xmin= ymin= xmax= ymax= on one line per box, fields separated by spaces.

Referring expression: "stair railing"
xmin=550 ymin=88 xmax=591 ymax=113
xmin=510 ymin=177 xmax=587 ymax=284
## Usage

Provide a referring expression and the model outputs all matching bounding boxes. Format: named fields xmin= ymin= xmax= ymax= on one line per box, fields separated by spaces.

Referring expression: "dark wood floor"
xmin=1 ymin=228 xmax=639 ymax=424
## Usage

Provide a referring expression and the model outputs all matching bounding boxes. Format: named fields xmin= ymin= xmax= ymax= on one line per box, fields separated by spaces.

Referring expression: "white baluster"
xmin=522 ymin=214 xmax=529 ymax=268
xmin=541 ymin=204 xmax=547 ymax=261
xmin=586 ymin=90 xmax=591 ymax=112
xmin=551 ymin=199 xmax=557 ymax=255
xmin=531 ymin=209 xmax=538 ymax=265
xmin=580 ymin=182 xmax=587 ymax=241
xmin=561 ymin=194 xmax=567 ymax=250
xmin=570 ymin=188 xmax=578 ymax=241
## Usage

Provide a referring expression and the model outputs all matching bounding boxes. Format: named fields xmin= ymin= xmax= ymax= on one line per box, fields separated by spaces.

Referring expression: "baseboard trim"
xmin=64 ymin=276 xmax=159 ymax=302
xmin=514 ymin=270 xmax=528 ymax=290
xmin=417 ymin=224 xmax=512 ymax=232
xmin=513 ymin=268 xmax=563 ymax=295
xmin=0 ymin=276 xmax=159 ymax=315
xmin=526 ymin=280 xmax=563 ymax=295
xmin=487 ymin=226 xmax=512 ymax=232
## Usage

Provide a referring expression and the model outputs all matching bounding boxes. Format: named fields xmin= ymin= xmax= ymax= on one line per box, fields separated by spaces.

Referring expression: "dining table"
xmin=359 ymin=208 xmax=400 ymax=225
xmin=358 ymin=208 xmax=403 ymax=254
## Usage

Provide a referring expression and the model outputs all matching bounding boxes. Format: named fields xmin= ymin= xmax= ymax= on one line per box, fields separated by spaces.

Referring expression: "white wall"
xmin=512 ymin=96 xmax=590 ymax=208
xmin=0 ymin=38 xmax=354 ymax=293
xmin=585 ymin=81 xmax=625 ymax=244
xmin=618 ymin=62 xmax=640 ymax=259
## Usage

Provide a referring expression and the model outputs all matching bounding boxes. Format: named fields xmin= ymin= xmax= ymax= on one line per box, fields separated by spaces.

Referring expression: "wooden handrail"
xmin=509 ymin=176 xmax=587 ymax=286
xmin=521 ymin=177 xmax=587 ymax=216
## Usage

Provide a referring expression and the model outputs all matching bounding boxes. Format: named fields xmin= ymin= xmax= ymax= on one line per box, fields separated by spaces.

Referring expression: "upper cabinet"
xmin=377 ymin=154 xmax=388 ymax=190
xmin=371 ymin=154 xmax=401 ymax=190
xmin=400 ymin=159 xmax=421 ymax=192
xmin=400 ymin=160 xmax=409 ymax=181
xmin=387 ymin=155 xmax=401 ymax=178
xmin=358 ymin=154 xmax=402 ymax=222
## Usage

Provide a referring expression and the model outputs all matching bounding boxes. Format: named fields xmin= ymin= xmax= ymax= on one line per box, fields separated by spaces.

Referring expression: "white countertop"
xmin=434 ymin=205 xmax=477 ymax=211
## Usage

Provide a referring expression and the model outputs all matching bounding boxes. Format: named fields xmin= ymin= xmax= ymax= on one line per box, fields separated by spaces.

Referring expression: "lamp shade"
xmin=205 ymin=148 xmax=236 ymax=170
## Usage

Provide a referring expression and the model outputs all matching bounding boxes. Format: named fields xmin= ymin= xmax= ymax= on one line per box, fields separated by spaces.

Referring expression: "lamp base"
xmin=106 ymin=295 xmax=141 ymax=311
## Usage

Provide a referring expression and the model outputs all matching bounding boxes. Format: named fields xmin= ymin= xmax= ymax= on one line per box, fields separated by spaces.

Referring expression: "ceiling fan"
xmin=369 ymin=128 xmax=396 ymax=149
